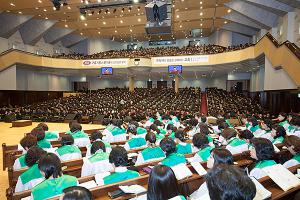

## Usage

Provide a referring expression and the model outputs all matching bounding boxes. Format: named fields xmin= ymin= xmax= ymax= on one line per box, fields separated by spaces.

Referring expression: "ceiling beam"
xmin=244 ymin=0 xmax=294 ymax=15
xmin=276 ymin=0 xmax=300 ymax=8
xmin=19 ymin=18 xmax=57 ymax=45
xmin=0 ymin=13 xmax=33 ymax=38
xmin=222 ymin=11 xmax=263 ymax=30
xmin=61 ymin=34 xmax=87 ymax=48
xmin=43 ymin=27 xmax=75 ymax=44
xmin=222 ymin=22 xmax=258 ymax=36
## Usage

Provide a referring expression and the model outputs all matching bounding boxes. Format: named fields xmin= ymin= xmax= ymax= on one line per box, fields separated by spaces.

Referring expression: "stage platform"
xmin=0 ymin=122 xmax=105 ymax=199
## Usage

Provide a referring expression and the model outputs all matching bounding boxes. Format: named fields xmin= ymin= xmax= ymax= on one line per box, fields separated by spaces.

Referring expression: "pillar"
xmin=175 ymin=75 xmax=179 ymax=94
xmin=129 ymin=76 xmax=134 ymax=92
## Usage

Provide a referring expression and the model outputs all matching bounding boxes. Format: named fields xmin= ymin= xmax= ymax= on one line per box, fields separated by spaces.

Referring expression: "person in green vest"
xmin=283 ymin=135 xmax=300 ymax=168
xmin=166 ymin=124 xmax=177 ymax=140
xmin=199 ymin=123 xmax=214 ymax=147
xmin=86 ymin=131 xmax=112 ymax=157
xmin=104 ymin=119 xmax=127 ymax=143
xmin=144 ymin=113 xmax=155 ymax=128
xmin=31 ymin=153 xmax=78 ymax=200
xmin=250 ymin=138 xmax=277 ymax=179
xmin=191 ymin=133 xmax=213 ymax=162
xmin=81 ymin=141 xmax=113 ymax=177
xmin=30 ymin=127 xmax=52 ymax=149
xmin=150 ymin=124 xmax=165 ymax=145
xmin=55 ymin=135 xmax=82 ymax=162
xmin=271 ymin=125 xmax=286 ymax=144
xmin=95 ymin=146 xmax=140 ymax=186
xmin=61 ymin=186 xmax=92 ymax=200
xmin=162 ymin=115 xmax=174 ymax=130
xmin=37 ymin=123 xmax=59 ymax=141
xmin=15 ymin=146 xmax=46 ymax=192
xmin=288 ymin=117 xmax=300 ymax=138
xmin=238 ymin=129 xmax=254 ymax=149
xmin=277 ymin=112 xmax=288 ymax=128
xmin=248 ymin=117 xmax=262 ymax=135
xmin=220 ymin=128 xmax=248 ymax=155
xmin=135 ymin=132 xmax=166 ymax=166
xmin=186 ymin=118 xmax=200 ymax=137
xmin=145 ymin=165 xmax=187 ymax=200
xmin=170 ymin=111 xmax=180 ymax=128
xmin=67 ymin=122 xmax=90 ymax=147
xmin=127 ymin=121 xmax=148 ymax=139
xmin=256 ymin=118 xmax=273 ymax=140
xmin=160 ymin=138 xmax=186 ymax=167
xmin=14 ymin=135 xmax=37 ymax=170
xmin=174 ymin=129 xmax=193 ymax=154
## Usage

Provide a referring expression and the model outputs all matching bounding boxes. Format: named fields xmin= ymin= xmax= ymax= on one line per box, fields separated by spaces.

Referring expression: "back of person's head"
xmin=62 ymin=186 xmax=93 ymax=200
xmin=153 ymin=120 xmax=162 ymax=127
xmin=102 ymin=118 xmax=111 ymax=126
xmin=211 ymin=148 xmax=233 ymax=167
xmin=284 ymin=135 xmax=300 ymax=154
xmin=124 ymin=116 xmax=132 ymax=123
xmin=109 ymin=146 xmax=128 ymax=167
xmin=90 ymin=131 xmax=103 ymax=142
xmin=221 ymin=128 xmax=237 ymax=141
xmin=115 ymin=119 xmax=123 ymax=128
xmin=160 ymin=138 xmax=176 ymax=155
xmin=166 ymin=124 xmax=176 ymax=132
xmin=249 ymin=117 xmax=258 ymax=127
xmin=150 ymin=124 xmax=159 ymax=133
xmin=189 ymin=118 xmax=199 ymax=127
xmin=201 ymin=116 xmax=207 ymax=123
xmin=147 ymin=165 xmax=180 ymax=200
xmin=61 ymin=135 xmax=74 ymax=146
xmin=20 ymin=135 xmax=37 ymax=150
xmin=218 ymin=122 xmax=229 ymax=131
xmin=69 ymin=120 xmax=77 ymax=128
xmin=37 ymin=123 xmax=49 ymax=131
xmin=145 ymin=132 xmax=156 ymax=144
xmin=25 ymin=146 xmax=46 ymax=167
xmin=91 ymin=141 xmax=106 ymax=154
xmin=278 ymin=112 xmax=287 ymax=121
xmin=239 ymin=130 xmax=254 ymax=141
xmin=199 ymin=124 xmax=210 ymax=135
xmin=251 ymin=138 xmax=274 ymax=161
xmin=30 ymin=127 xmax=45 ymax=141
xmin=273 ymin=125 xmax=286 ymax=139
xmin=192 ymin=133 xmax=209 ymax=149
xmin=175 ymin=129 xmax=186 ymax=142
xmin=70 ymin=122 xmax=82 ymax=133
xmin=38 ymin=153 xmax=62 ymax=179
xmin=206 ymin=164 xmax=256 ymax=200
xmin=127 ymin=121 xmax=138 ymax=134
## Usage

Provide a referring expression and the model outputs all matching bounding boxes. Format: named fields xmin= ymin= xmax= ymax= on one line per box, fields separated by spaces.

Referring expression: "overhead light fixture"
xmin=103 ymin=21 xmax=106 ymax=25
xmin=227 ymin=9 xmax=231 ymax=13
xmin=43 ymin=9 xmax=47 ymax=12
xmin=65 ymin=24 xmax=68 ymax=28
xmin=18 ymin=11 xmax=22 ymax=14
xmin=80 ymin=32 xmax=83 ymax=35
xmin=176 ymin=15 xmax=179 ymax=18
xmin=200 ymin=12 xmax=203 ymax=16
xmin=120 ymin=20 xmax=123 ymax=23
xmin=84 ymin=23 xmax=87 ymax=26
xmin=10 ymin=3 xmax=15 ymax=6
xmin=224 ymin=21 xmax=228 ymax=24
xmin=67 ymin=6 xmax=71 ymax=10
xmin=137 ymin=18 xmax=141 ymax=22
xmin=38 ymin=0 xmax=42 ymax=3
xmin=80 ymin=14 xmax=86 ymax=20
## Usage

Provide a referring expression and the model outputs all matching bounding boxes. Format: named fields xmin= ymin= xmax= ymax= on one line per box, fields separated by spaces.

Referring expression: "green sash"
xmin=45 ymin=131 xmax=59 ymax=140
xmin=158 ymin=128 xmax=167 ymax=135
xmin=137 ymin=127 xmax=147 ymax=135
xmin=225 ymin=119 xmax=233 ymax=128
xmin=56 ymin=145 xmax=81 ymax=156
xmin=20 ymin=164 xmax=43 ymax=184
xmin=149 ymin=118 xmax=155 ymax=123
xmin=255 ymin=160 xmax=276 ymax=169
xmin=69 ymin=130 xmax=89 ymax=139
xmin=227 ymin=138 xmax=246 ymax=147
xmin=292 ymin=154 xmax=300 ymax=163
xmin=111 ymin=127 xmax=126 ymax=136
xmin=272 ymin=136 xmax=284 ymax=144
xmin=168 ymin=132 xmax=175 ymax=140
xmin=158 ymin=116 xmax=162 ymax=121
xmin=207 ymin=135 xmax=213 ymax=143
xmin=246 ymin=123 xmax=250 ymax=129
xmin=197 ymin=146 xmax=213 ymax=161
xmin=141 ymin=147 xmax=165 ymax=161
xmin=155 ymin=133 xmax=164 ymax=140
xmin=103 ymin=170 xmax=139 ymax=185
xmin=89 ymin=152 xmax=109 ymax=163
xmin=32 ymin=175 xmax=77 ymax=200
xmin=161 ymin=153 xmax=186 ymax=167
xmin=172 ymin=117 xmax=179 ymax=122
xmin=287 ymin=125 xmax=296 ymax=133
xmin=127 ymin=138 xmax=146 ymax=149
xmin=166 ymin=120 xmax=174 ymax=125
xmin=279 ymin=120 xmax=288 ymax=127
xmin=37 ymin=139 xmax=51 ymax=148
xmin=250 ymin=125 xmax=260 ymax=133
xmin=18 ymin=154 xmax=27 ymax=168
xmin=176 ymin=143 xmax=192 ymax=154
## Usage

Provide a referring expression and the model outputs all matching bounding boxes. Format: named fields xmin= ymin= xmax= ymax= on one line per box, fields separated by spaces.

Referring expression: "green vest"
xmin=68 ymin=130 xmax=88 ymax=139
xmin=161 ymin=153 xmax=186 ymax=167
xmin=292 ymin=154 xmax=300 ymax=163
xmin=111 ymin=127 xmax=126 ymax=136
xmin=250 ymin=125 xmax=260 ymax=133
xmin=45 ymin=131 xmax=59 ymax=140
xmin=279 ymin=120 xmax=288 ymax=127
xmin=255 ymin=160 xmax=276 ymax=169
xmin=225 ymin=119 xmax=233 ymax=128
xmin=128 ymin=138 xmax=146 ymax=149
xmin=141 ymin=147 xmax=165 ymax=161
xmin=287 ymin=125 xmax=296 ymax=133
xmin=172 ymin=117 xmax=179 ymax=122
xmin=176 ymin=143 xmax=192 ymax=154
xmin=168 ymin=132 xmax=175 ymax=140
xmin=56 ymin=145 xmax=81 ymax=156
xmin=207 ymin=135 xmax=213 ymax=143
xmin=89 ymin=152 xmax=109 ymax=163
xmin=18 ymin=154 xmax=27 ymax=168
xmin=246 ymin=123 xmax=250 ymax=129
xmin=227 ymin=138 xmax=246 ymax=147
xmin=166 ymin=120 xmax=174 ymax=125
xmin=155 ymin=133 xmax=165 ymax=140
xmin=137 ymin=127 xmax=147 ymax=135
xmin=103 ymin=170 xmax=139 ymax=185
xmin=37 ymin=139 xmax=51 ymax=148
xmin=158 ymin=128 xmax=167 ymax=135
xmin=20 ymin=164 xmax=43 ymax=184
xmin=32 ymin=175 xmax=77 ymax=200
xmin=149 ymin=118 xmax=155 ymax=123
xmin=197 ymin=146 xmax=213 ymax=161
xmin=272 ymin=136 xmax=284 ymax=144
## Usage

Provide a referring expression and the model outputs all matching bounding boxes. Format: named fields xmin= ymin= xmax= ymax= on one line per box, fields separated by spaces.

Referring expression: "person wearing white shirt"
xmin=283 ymin=135 xmax=300 ymax=168
xmin=220 ymin=128 xmax=248 ymax=155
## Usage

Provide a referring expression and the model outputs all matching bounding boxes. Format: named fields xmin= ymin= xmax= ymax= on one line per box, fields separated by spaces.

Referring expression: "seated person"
xmin=31 ymin=153 xmax=78 ymax=200
xmin=174 ymin=129 xmax=193 ymax=154
xmin=55 ymin=135 xmax=82 ymax=162
xmin=61 ymin=186 xmax=93 ymax=200
xmin=30 ymin=127 xmax=52 ymax=149
xmin=14 ymin=135 xmax=37 ymax=170
xmin=37 ymin=123 xmax=59 ymax=141
xmin=124 ymin=136 xmax=147 ymax=151
xmin=220 ymin=128 xmax=248 ymax=155
xmin=239 ymin=129 xmax=254 ymax=148
xmin=283 ymin=135 xmax=300 ymax=168
xmin=67 ymin=122 xmax=90 ymax=147
xmin=149 ymin=124 xmax=165 ymax=144
xmin=191 ymin=133 xmax=214 ymax=162
xmin=96 ymin=146 xmax=139 ymax=186
xmin=128 ymin=121 xmax=148 ymax=138
xmin=277 ymin=112 xmax=289 ymax=128
xmin=288 ymin=117 xmax=300 ymax=138
xmin=190 ymin=148 xmax=234 ymax=199
xmin=199 ymin=123 xmax=214 ymax=146
xmin=248 ymin=117 xmax=262 ymax=135
xmin=104 ymin=119 xmax=127 ymax=143
xmin=166 ymin=124 xmax=177 ymax=140
xmin=170 ymin=111 xmax=181 ymax=128
xmin=86 ymin=131 xmax=111 ymax=157
xmin=81 ymin=141 xmax=113 ymax=177
xmin=271 ymin=125 xmax=286 ymax=144
xmin=135 ymin=132 xmax=166 ymax=166
xmin=15 ymin=147 xmax=46 ymax=192
xmin=160 ymin=138 xmax=186 ymax=167
xmin=249 ymin=138 xmax=276 ymax=179
xmin=144 ymin=113 xmax=155 ymax=128
xmin=206 ymin=165 xmax=256 ymax=200
xmin=186 ymin=118 xmax=200 ymax=137
xmin=257 ymin=118 xmax=273 ymax=140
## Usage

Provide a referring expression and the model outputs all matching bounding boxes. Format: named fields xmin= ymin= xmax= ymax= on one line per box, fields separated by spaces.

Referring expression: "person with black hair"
xmin=104 ymin=119 xmax=127 ymax=143
xmin=186 ymin=118 xmax=200 ymax=137
xmin=61 ymin=186 xmax=93 ymax=200
xmin=220 ymin=128 xmax=248 ymax=155
xmin=66 ymin=122 xmax=90 ymax=147
xmin=191 ymin=133 xmax=213 ymax=162
xmin=170 ymin=111 xmax=180 ymax=128
xmin=190 ymin=148 xmax=234 ymax=199
xmin=31 ymin=153 xmax=78 ymax=200
xmin=271 ymin=125 xmax=286 ymax=144
xmin=55 ymin=135 xmax=82 ymax=162
xmin=86 ymin=131 xmax=112 ymax=157
xmin=257 ymin=118 xmax=273 ymax=140
xmin=135 ymin=132 xmax=165 ymax=165
xmin=37 ymin=123 xmax=59 ymax=141
xmin=239 ymin=129 xmax=254 ymax=145
xmin=144 ymin=113 xmax=155 ymax=127
xmin=206 ymin=165 xmax=256 ymax=200
xmin=14 ymin=135 xmax=37 ymax=170
xmin=175 ymin=129 xmax=193 ymax=154
xmin=81 ymin=141 xmax=113 ymax=176
xmin=30 ymin=127 xmax=52 ymax=149
xmin=277 ymin=112 xmax=288 ymax=127
xmin=166 ymin=124 xmax=177 ymax=140
xmin=95 ymin=146 xmax=139 ymax=186
xmin=149 ymin=124 xmax=165 ymax=144
xmin=160 ymin=138 xmax=186 ymax=167
xmin=248 ymin=117 xmax=262 ymax=135
xmin=15 ymin=147 xmax=46 ymax=192
xmin=283 ymin=135 xmax=300 ymax=168
xmin=250 ymin=138 xmax=276 ymax=179
xmin=288 ymin=117 xmax=300 ymax=138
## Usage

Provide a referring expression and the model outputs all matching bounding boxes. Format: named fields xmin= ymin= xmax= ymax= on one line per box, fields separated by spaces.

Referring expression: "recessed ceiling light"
xmin=200 ymin=6 xmax=203 ymax=9
xmin=84 ymin=23 xmax=87 ymax=26
xmin=38 ymin=0 xmax=42 ymax=3
xmin=138 ymin=18 xmax=141 ymax=22
xmin=43 ymin=9 xmax=47 ymax=12
xmin=185 ymin=7 xmax=188 ymax=10
xmin=120 ymin=20 xmax=123 ymax=23
xmin=35 ymin=7 xmax=39 ymax=10
xmin=80 ymin=32 xmax=83 ymax=35
xmin=115 ymin=30 xmax=118 ymax=33
xmin=18 ymin=11 xmax=22 ymax=14
xmin=224 ymin=21 xmax=228 ymax=24
xmin=103 ymin=21 xmax=106 ymax=25
xmin=180 ymin=25 xmax=182 ymax=28
xmin=65 ymin=24 xmax=68 ymax=28
xmin=176 ymin=15 xmax=179 ymax=18
xmin=200 ymin=1 xmax=202 ymax=4
xmin=130 ymin=29 xmax=133 ymax=32
xmin=67 ymin=6 xmax=71 ymax=10
xmin=10 ymin=3 xmax=15 ymax=6
xmin=45 ymin=17 xmax=48 ymax=19
xmin=227 ymin=9 xmax=231 ymax=13
xmin=200 ymin=12 xmax=203 ymax=16
xmin=98 ymin=31 xmax=100 ymax=34
xmin=200 ymin=23 xmax=203 ymax=26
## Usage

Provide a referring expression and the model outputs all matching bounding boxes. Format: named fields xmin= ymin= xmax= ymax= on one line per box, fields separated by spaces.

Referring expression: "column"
xmin=129 ymin=76 xmax=134 ymax=92
xmin=175 ymin=74 xmax=179 ymax=94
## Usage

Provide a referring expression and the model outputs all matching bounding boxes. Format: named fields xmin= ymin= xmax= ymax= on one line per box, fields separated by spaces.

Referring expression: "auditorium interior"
xmin=0 ymin=0 xmax=300 ymax=200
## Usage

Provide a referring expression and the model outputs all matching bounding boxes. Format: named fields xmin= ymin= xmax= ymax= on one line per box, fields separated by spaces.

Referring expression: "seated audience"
xmin=104 ymin=119 xmax=127 ymax=143
xmin=30 ymin=127 xmax=52 ymax=149
xmin=37 ymin=123 xmax=59 ymax=141
xmin=14 ymin=135 xmax=37 ymax=170
xmin=61 ymin=186 xmax=93 ymax=200
xmin=86 ymin=131 xmax=111 ymax=157
xmin=67 ymin=122 xmax=90 ymax=147
xmin=283 ymin=135 xmax=300 ymax=168
xmin=220 ymin=128 xmax=248 ymax=155
xmin=160 ymin=138 xmax=186 ymax=167
xmin=55 ymin=135 xmax=82 ymax=162
xmin=271 ymin=125 xmax=286 ymax=144
xmin=191 ymin=133 xmax=213 ymax=162
xmin=174 ymin=129 xmax=193 ymax=154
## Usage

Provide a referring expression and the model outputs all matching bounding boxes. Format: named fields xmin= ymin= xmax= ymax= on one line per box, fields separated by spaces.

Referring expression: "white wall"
xmin=231 ymin=32 xmax=251 ymax=46
xmin=218 ymin=30 xmax=232 ymax=47
xmin=0 ymin=65 xmax=17 ymax=90
xmin=228 ymin=72 xmax=251 ymax=80
xmin=88 ymin=38 xmax=127 ymax=54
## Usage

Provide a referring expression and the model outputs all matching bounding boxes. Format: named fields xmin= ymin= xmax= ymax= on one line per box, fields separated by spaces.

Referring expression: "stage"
xmin=0 ymin=122 xmax=105 ymax=199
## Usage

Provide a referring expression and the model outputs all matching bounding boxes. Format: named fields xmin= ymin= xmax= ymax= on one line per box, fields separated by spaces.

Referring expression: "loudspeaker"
xmin=93 ymin=114 xmax=104 ymax=124
xmin=4 ymin=114 xmax=16 ymax=123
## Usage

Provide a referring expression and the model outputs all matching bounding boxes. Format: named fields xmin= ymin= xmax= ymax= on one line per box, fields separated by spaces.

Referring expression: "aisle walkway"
xmin=200 ymin=92 xmax=208 ymax=115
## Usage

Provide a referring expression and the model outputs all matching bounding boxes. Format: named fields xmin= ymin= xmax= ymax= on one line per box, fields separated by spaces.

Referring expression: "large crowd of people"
xmin=52 ymin=43 xmax=254 ymax=59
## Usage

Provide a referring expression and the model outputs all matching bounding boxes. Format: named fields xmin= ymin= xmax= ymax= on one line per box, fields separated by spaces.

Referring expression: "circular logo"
xmin=83 ymin=61 xmax=91 ymax=65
